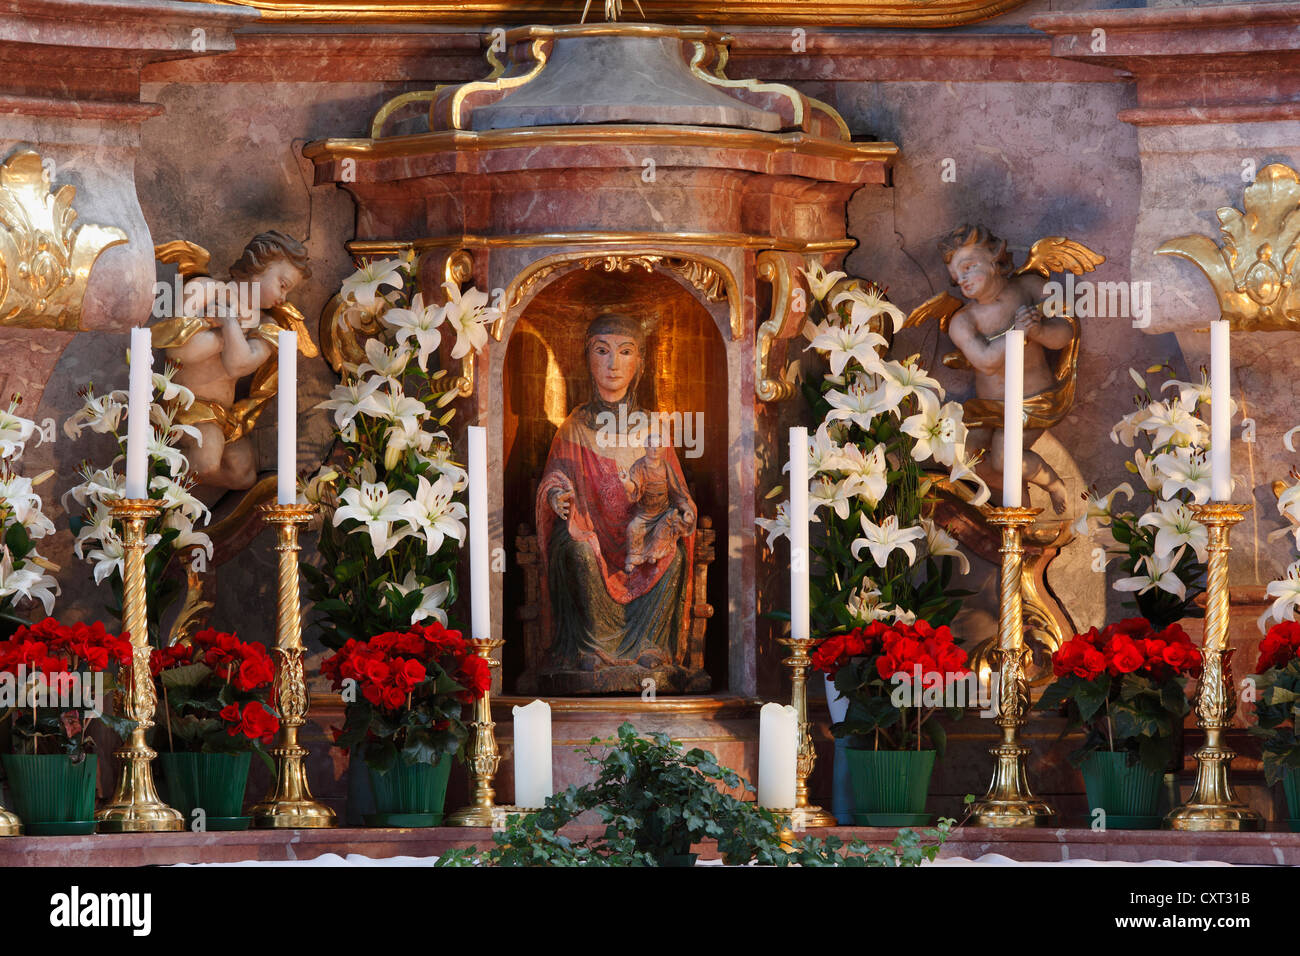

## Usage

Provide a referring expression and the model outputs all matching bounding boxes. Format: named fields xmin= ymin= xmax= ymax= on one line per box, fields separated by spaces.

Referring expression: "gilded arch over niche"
xmin=494 ymin=249 xmax=740 ymax=344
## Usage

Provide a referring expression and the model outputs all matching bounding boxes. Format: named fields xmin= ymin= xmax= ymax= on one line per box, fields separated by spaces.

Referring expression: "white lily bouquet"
xmin=302 ymin=254 xmax=494 ymax=651
xmin=0 ymin=398 xmax=59 ymax=633
xmin=1073 ymin=364 xmax=1218 ymax=629
xmin=757 ymin=263 xmax=985 ymax=636
xmin=63 ymin=362 xmax=213 ymax=644
xmin=1259 ymin=445 xmax=1300 ymax=633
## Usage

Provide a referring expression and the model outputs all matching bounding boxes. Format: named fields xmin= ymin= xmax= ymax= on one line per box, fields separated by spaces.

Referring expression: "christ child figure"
xmin=940 ymin=224 xmax=1072 ymax=513
xmin=619 ymin=427 xmax=695 ymax=574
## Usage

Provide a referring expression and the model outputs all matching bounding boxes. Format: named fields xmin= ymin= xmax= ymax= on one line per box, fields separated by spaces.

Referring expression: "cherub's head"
xmin=230 ymin=231 xmax=312 ymax=311
xmin=939 ymin=224 xmax=1013 ymax=304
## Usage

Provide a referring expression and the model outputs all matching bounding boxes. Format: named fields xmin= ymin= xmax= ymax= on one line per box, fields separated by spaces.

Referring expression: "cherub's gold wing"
xmin=154 ymin=239 xmax=211 ymax=277
xmin=901 ymin=291 xmax=963 ymax=334
xmin=269 ymin=302 xmax=320 ymax=359
xmin=1014 ymin=237 xmax=1106 ymax=278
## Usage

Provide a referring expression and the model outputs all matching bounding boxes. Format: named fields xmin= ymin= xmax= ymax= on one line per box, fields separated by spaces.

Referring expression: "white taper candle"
xmin=789 ymin=426 xmax=809 ymax=641
xmin=1210 ymin=319 xmax=1231 ymax=501
xmin=124 ymin=326 xmax=153 ymax=500
xmin=758 ymin=702 xmax=798 ymax=809
xmin=277 ymin=330 xmax=297 ymax=505
xmin=512 ymin=699 xmax=552 ymax=809
xmin=1002 ymin=329 xmax=1025 ymax=508
xmin=468 ymin=424 xmax=490 ymax=641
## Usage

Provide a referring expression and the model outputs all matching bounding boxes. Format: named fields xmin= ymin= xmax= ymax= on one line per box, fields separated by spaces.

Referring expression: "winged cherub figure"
xmin=904 ymin=224 xmax=1104 ymax=514
xmin=149 ymin=232 xmax=318 ymax=494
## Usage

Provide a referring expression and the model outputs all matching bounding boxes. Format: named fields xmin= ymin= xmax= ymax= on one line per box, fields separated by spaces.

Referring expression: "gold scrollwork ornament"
xmin=0 ymin=150 xmax=127 ymax=330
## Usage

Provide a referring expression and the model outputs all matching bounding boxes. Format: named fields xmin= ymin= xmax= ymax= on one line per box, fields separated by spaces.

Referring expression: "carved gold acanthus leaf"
xmin=0 ymin=150 xmax=127 ymax=330
xmin=507 ymin=252 xmax=727 ymax=316
xmin=1157 ymin=162 xmax=1300 ymax=332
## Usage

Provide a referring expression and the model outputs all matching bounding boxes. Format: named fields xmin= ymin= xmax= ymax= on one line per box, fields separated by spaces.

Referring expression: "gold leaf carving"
xmin=0 ymin=150 xmax=127 ymax=330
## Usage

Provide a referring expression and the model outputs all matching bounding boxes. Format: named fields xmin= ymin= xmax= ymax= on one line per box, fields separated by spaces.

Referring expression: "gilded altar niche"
xmin=503 ymin=265 xmax=727 ymax=695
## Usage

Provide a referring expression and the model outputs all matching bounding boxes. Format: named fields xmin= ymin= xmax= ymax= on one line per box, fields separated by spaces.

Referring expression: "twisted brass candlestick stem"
xmin=447 ymin=637 xmax=505 ymax=827
xmin=96 ymin=499 xmax=184 ymax=833
xmin=968 ymin=506 xmax=1055 ymax=828
xmin=1166 ymin=503 xmax=1262 ymax=831
xmin=249 ymin=503 xmax=336 ymax=829
xmin=777 ymin=636 xmax=836 ymax=828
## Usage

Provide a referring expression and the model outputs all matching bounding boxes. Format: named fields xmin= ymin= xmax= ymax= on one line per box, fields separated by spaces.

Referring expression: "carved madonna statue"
xmin=521 ymin=313 xmax=713 ymax=695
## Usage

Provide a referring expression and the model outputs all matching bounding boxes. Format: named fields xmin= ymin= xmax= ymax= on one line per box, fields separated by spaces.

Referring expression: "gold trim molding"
xmin=496 ymin=248 xmax=741 ymax=340
xmin=204 ymin=1 xmax=1029 ymax=27
xmin=0 ymin=150 xmax=127 ymax=330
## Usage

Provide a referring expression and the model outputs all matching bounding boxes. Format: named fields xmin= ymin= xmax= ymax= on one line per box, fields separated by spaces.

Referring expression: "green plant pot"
xmin=845 ymin=749 xmax=935 ymax=826
xmin=1 ymin=754 xmax=97 ymax=835
xmin=1283 ymin=768 xmax=1300 ymax=831
xmin=1080 ymin=751 xmax=1162 ymax=829
xmin=160 ymin=752 xmax=252 ymax=831
xmin=653 ymin=853 xmax=698 ymax=867
xmin=365 ymin=755 xmax=451 ymax=827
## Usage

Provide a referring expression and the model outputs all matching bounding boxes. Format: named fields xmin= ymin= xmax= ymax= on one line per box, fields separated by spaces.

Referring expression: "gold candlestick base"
xmin=968 ymin=505 xmax=1056 ymax=828
xmin=777 ymin=636 xmax=836 ymax=828
xmin=447 ymin=637 xmax=505 ymax=827
xmin=1166 ymin=502 xmax=1261 ymax=832
xmin=249 ymin=503 xmax=336 ymax=829
xmin=97 ymin=498 xmax=184 ymax=833
xmin=0 ymin=807 xmax=19 ymax=836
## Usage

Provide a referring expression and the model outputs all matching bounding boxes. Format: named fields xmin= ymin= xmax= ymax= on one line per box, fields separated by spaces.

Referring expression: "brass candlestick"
xmin=968 ymin=505 xmax=1056 ymax=827
xmin=0 ymin=798 xmax=19 ymax=836
xmin=1166 ymin=502 xmax=1262 ymax=831
xmin=447 ymin=636 xmax=505 ymax=826
xmin=96 ymin=498 xmax=184 ymax=833
xmin=249 ymin=502 xmax=336 ymax=829
xmin=777 ymin=636 xmax=837 ymax=828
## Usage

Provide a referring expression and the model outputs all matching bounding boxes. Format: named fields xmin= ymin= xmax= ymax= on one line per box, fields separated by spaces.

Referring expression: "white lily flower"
xmin=342 ymin=258 xmax=405 ymax=309
xmin=844 ymin=582 xmax=883 ymax=624
xmin=1072 ymin=482 xmax=1134 ymax=537
xmin=755 ymin=502 xmax=818 ymax=549
xmin=824 ymin=378 xmax=893 ymax=430
xmin=148 ymin=429 xmax=189 ymax=477
xmin=831 ymin=285 xmax=906 ymax=334
xmin=0 ymin=546 xmax=57 ymax=615
xmin=442 ymin=282 xmax=493 ymax=360
xmin=793 ymin=423 xmax=844 ymax=477
xmin=384 ymin=418 xmax=434 ymax=470
xmin=920 ymin=517 xmax=970 ymax=575
xmin=838 ymin=443 xmax=888 ymax=507
xmin=0 ymin=403 xmax=35 ymax=459
xmin=949 ymin=452 xmax=991 ymax=508
xmin=333 ymin=481 xmax=415 ymax=559
xmin=1260 ymin=560 xmax=1300 ymax=631
xmin=1110 ymin=408 xmax=1145 ymax=448
xmin=805 ymin=321 xmax=887 ymax=377
xmin=150 ymin=475 xmax=210 ymax=526
xmin=850 ymin=514 xmax=926 ymax=568
xmin=1152 ymin=447 xmax=1215 ymax=504
xmin=382 ymin=292 xmax=445 ymax=371
xmin=1277 ymin=478 xmax=1300 ymax=526
xmin=1137 ymin=498 xmax=1208 ymax=563
xmin=64 ymin=388 xmax=126 ymax=440
xmin=1130 ymin=449 xmax=1162 ymax=494
xmin=382 ymin=571 xmax=451 ymax=626
xmin=318 ymin=377 xmax=385 ymax=433
xmin=900 ymin=389 xmax=967 ymax=467
xmin=299 ymin=466 xmax=339 ymax=506
xmin=87 ymin=531 xmax=161 ymax=585
xmin=417 ymin=439 xmax=468 ymax=490
xmin=356 ymin=337 xmax=413 ymax=385
xmin=877 ymin=359 xmax=945 ymax=404
xmin=799 ymin=262 xmax=847 ymax=302
xmin=401 ymin=473 xmax=468 ymax=555
xmin=1113 ymin=546 xmax=1188 ymax=600
xmin=809 ymin=476 xmax=853 ymax=521
xmin=1140 ymin=400 xmax=1209 ymax=448
xmin=152 ymin=364 xmax=195 ymax=409
xmin=359 ymin=385 xmax=428 ymax=436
